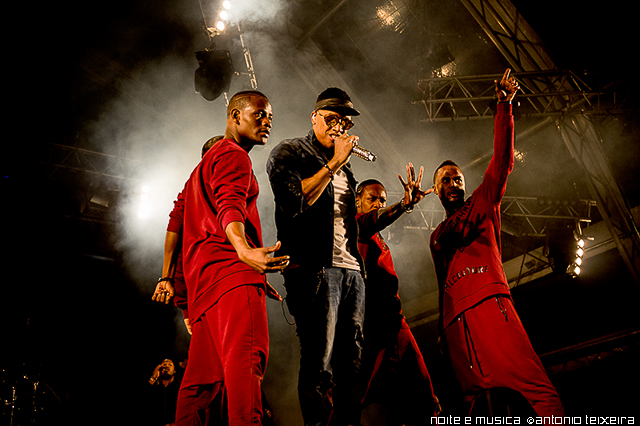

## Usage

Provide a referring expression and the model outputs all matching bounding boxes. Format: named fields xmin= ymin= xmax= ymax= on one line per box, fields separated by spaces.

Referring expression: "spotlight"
xmin=138 ymin=185 xmax=152 ymax=219
xmin=222 ymin=0 xmax=231 ymax=9
xmin=425 ymin=43 xmax=455 ymax=71
xmin=216 ymin=20 xmax=225 ymax=31
xmin=194 ymin=50 xmax=234 ymax=101
xmin=566 ymin=223 xmax=585 ymax=278
xmin=566 ymin=263 xmax=581 ymax=278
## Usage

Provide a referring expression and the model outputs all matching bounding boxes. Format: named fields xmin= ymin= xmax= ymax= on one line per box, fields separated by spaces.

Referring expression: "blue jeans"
xmin=284 ymin=267 xmax=365 ymax=426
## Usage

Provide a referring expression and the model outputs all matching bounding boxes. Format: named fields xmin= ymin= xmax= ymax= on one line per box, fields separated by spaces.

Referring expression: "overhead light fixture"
xmin=426 ymin=43 xmax=456 ymax=77
xmin=194 ymin=50 xmax=234 ymax=101
xmin=566 ymin=224 xmax=586 ymax=278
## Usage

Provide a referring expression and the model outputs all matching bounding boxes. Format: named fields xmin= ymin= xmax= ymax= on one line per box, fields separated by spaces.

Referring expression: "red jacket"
xmin=356 ymin=211 xmax=403 ymax=325
xmin=166 ymin=190 xmax=188 ymax=317
xmin=430 ymin=102 xmax=514 ymax=331
xmin=171 ymin=138 xmax=267 ymax=323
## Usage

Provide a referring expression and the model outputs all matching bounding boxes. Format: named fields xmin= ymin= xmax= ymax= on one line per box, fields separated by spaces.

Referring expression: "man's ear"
xmin=310 ymin=112 xmax=317 ymax=125
xmin=432 ymin=184 xmax=437 ymax=195
xmin=231 ymin=108 xmax=241 ymax=124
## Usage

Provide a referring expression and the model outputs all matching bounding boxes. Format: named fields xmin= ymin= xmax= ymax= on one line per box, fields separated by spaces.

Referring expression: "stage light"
xmin=222 ymin=0 xmax=231 ymax=9
xmin=566 ymin=223 xmax=585 ymax=278
xmin=138 ymin=185 xmax=152 ymax=219
xmin=566 ymin=263 xmax=581 ymax=277
xmin=546 ymin=221 xmax=588 ymax=277
xmin=216 ymin=20 xmax=225 ymax=31
xmin=194 ymin=50 xmax=234 ymax=101
xmin=219 ymin=10 xmax=228 ymax=20
xmin=426 ymin=43 xmax=455 ymax=77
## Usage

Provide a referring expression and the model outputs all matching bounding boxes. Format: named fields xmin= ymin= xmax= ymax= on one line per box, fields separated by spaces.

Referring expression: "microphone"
xmin=351 ymin=145 xmax=377 ymax=162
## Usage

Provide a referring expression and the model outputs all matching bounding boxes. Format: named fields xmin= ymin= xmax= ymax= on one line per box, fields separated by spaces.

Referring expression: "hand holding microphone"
xmin=345 ymin=134 xmax=376 ymax=162
xmin=333 ymin=133 xmax=377 ymax=169
xmin=149 ymin=363 xmax=168 ymax=384
xmin=351 ymin=144 xmax=376 ymax=162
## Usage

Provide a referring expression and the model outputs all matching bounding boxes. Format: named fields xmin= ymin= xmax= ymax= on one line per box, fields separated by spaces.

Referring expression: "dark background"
xmin=3 ymin=0 xmax=639 ymax=424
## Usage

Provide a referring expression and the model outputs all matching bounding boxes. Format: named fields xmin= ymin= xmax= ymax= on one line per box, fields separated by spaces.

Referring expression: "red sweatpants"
xmin=443 ymin=296 xmax=564 ymax=417
xmin=176 ymin=284 xmax=269 ymax=426
xmin=362 ymin=317 xmax=439 ymax=418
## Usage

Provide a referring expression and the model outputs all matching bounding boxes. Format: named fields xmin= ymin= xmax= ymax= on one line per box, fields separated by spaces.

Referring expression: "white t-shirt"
xmin=332 ymin=169 xmax=360 ymax=271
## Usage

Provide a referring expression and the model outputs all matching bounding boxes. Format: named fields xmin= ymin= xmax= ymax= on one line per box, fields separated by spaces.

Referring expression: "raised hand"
xmin=398 ymin=162 xmax=433 ymax=209
xmin=496 ymin=68 xmax=520 ymax=102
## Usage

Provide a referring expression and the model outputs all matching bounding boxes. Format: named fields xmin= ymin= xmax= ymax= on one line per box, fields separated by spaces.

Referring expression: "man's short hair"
xmin=433 ymin=160 xmax=460 ymax=183
xmin=202 ymin=135 xmax=224 ymax=158
xmin=356 ymin=179 xmax=385 ymax=198
xmin=227 ymin=90 xmax=268 ymax=117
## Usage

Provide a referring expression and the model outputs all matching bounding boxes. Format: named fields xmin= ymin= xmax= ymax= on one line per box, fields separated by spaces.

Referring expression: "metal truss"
xmin=198 ymin=0 xmax=258 ymax=94
xmin=36 ymin=143 xmax=142 ymax=223
xmin=414 ymin=70 xmax=627 ymax=122
xmin=554 ymin=113 xmax=640 ymax=283
xmin=415 ymin=0 xmax=640 ymax=284
xmin=37 ymin=143 xmax=141 ymax=183
xmin=501 ymin=196 xmax=596 ymax=237
xmin=392 ymin=195 xmax=596 ymax=236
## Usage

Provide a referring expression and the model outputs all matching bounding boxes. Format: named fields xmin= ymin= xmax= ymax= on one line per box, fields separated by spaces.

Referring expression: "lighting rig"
xmin=566 ymin=224 xmax=586 ymax=278
xmin=195 ymin=0 xmax=258 ymax=102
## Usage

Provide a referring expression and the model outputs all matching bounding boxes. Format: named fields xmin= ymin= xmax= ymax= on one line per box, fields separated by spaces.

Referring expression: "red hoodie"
xmin=170 ymin=138 xmax=267 ymax=323
xmin=166 ymin=190 xmax=188 ymax=317
xmin=430 ymin=102 xmax=514 ymax=331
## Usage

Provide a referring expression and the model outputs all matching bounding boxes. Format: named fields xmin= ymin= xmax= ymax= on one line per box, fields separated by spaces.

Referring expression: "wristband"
xmin=401 ymin=201 xmax=414 ymax=214
xmin=323 ymin=164 xmax=334 ymax=180
xmin=158 ymin=277 xmax=175 ymax=284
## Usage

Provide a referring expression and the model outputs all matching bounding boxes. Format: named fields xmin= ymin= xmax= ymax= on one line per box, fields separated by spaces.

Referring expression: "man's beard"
xmin=443 ymin=189 xmax=465 ymax=212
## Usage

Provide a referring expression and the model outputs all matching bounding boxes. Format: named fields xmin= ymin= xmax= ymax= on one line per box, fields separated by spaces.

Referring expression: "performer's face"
xmin=357 ymin=183 xmax=387 ymax=214
xmin=236 ymin=96 xmax=273 ymax=146
xmin=312 ymin=109 xmax=353 ymax=149
xmin=161 ymin=359 xmax=176 ymax=376
xmin=434 ymin=165 xmax=466 ymax=211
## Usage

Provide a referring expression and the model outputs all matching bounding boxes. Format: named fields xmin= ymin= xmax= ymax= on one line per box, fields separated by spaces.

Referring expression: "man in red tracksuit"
xmin=154 ymin=135 xmax=223 ymax=335
xmin=355 ymin=169 xmax=440 ymax=424
xmin=153 ymin=91 xmax=290 ymax=426
xmin=429 ymin=70 xmax=564 ymax=417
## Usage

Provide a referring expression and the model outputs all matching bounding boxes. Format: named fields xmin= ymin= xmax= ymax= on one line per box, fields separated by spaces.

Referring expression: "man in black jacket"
xmin=266 ymin=88 xmax=364 ymax=426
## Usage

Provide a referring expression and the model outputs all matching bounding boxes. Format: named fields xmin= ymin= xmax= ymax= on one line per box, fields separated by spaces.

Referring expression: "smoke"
xmin=87 ymin=51 xmax=228 ymax=288
xmin=76 ymin=0 xmax=551 ymax=423
xmin=79 ymin=3 xmax=307 ymax=424
xmin=103 ymin=9 xmax=443 ymax=423
xmin=225 ymin=0 xmax=290 ymax=25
